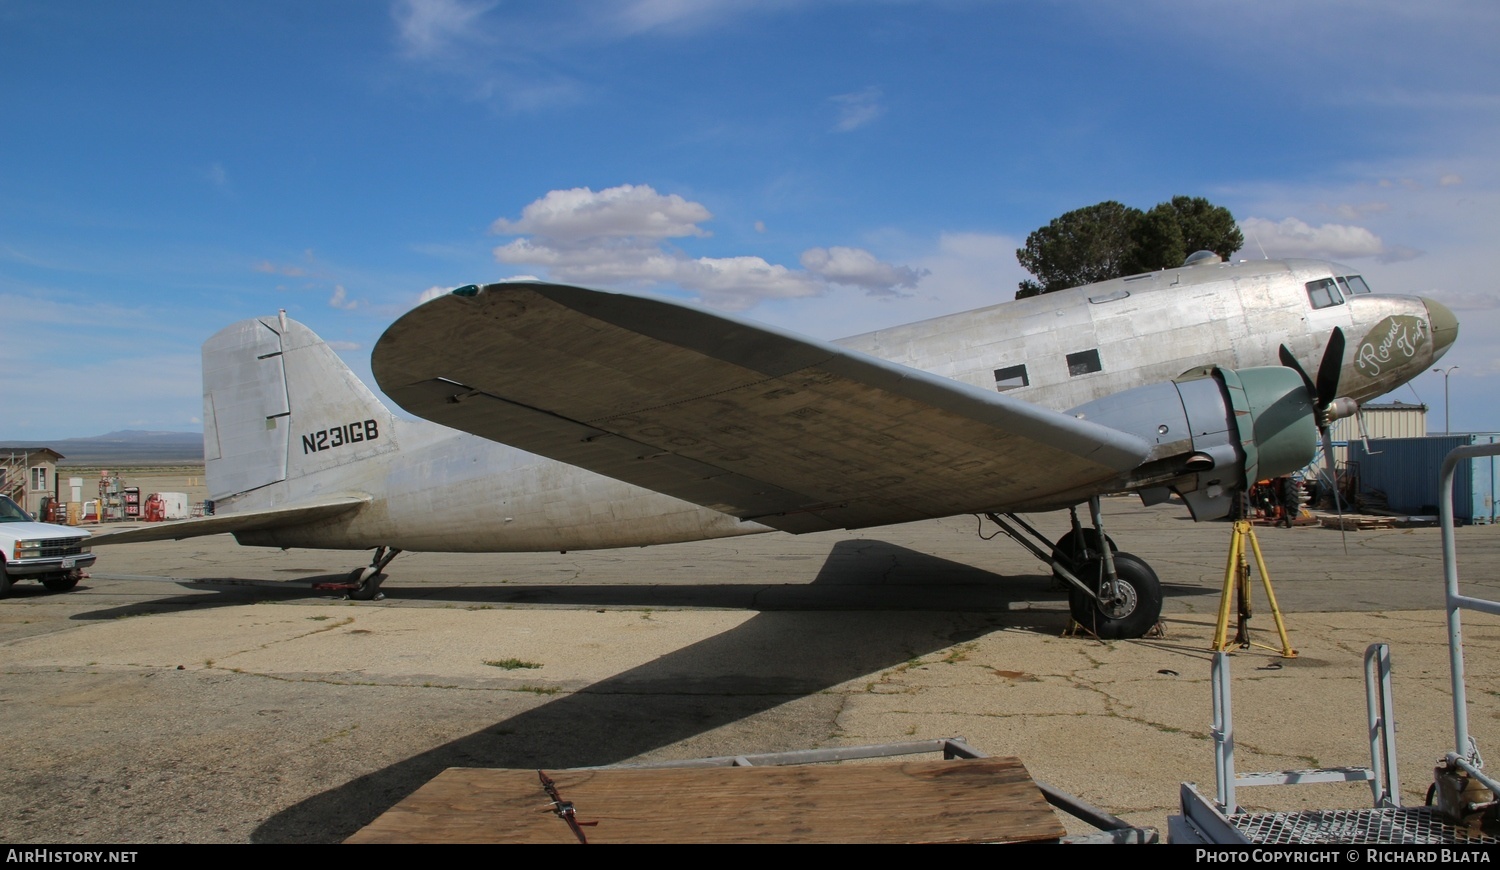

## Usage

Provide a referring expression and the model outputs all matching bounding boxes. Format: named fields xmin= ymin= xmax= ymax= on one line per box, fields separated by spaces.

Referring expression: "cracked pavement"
xmin=1 ymin=498 xmax=1498 ymax=842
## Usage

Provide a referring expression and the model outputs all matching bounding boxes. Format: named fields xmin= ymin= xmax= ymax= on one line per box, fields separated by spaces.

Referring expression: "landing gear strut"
xmin=985 ymin=497 xmax=1163 ymax=639
xmin=347 ymin=546 xmax=402 ymax=601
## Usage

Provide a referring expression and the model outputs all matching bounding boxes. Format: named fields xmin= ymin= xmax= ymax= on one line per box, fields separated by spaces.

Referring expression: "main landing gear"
xmin=345 ymin=546 xmax=402 ymax=601
xmin=985 ymin=497 xmax=1163 ymax=640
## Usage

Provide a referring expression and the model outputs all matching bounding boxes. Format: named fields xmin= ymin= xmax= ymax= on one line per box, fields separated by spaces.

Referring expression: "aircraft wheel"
xmin=348 ymin=567 xmax=385 ymax=601
xmin=42 ymin=571 xmax=80 ymax=593
xmin=1051 ymin=529 xmax=1116 ymax=581
xmin=1067 ymin=552 xmax=1161 ymax=640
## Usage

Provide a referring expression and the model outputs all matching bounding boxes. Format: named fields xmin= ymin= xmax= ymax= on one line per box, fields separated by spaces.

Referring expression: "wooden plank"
xmin=347 ymin=758 xmax=1067 ymax=844
xmin=1319 ymin=515 xmax=1397 ymax=530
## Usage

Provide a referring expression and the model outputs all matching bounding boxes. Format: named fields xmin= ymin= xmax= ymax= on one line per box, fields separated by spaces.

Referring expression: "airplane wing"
xmin=372 ymin=283 xmax=1156 ymax=534
xmin=88 ymin=495 xmax=371 ymax=545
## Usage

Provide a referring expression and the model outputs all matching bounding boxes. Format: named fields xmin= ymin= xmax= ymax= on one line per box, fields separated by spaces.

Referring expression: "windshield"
xmin=0 ymin=496 xmax=33 ymax=522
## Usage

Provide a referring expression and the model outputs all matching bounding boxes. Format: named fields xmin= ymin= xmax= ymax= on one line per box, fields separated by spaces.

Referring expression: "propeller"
xmin=1278 ymin=328 xmax=1355 ymax=538
xmin=1279 ymin=326 xmax=1346 ymax=425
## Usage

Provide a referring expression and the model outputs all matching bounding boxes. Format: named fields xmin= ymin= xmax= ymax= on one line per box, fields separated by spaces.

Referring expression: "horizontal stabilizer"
xmin=373 ymin=283 xmax=1155 ymax=532
xmin=88 ymin=495 xmax=371 ymax=546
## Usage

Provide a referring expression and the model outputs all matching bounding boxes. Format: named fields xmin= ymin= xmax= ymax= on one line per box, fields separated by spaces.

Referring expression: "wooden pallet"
xmin=346 ymin=758 xmax=1067 ymax=844
xmin=1320 ymin=515 xmax=1398 ymax=530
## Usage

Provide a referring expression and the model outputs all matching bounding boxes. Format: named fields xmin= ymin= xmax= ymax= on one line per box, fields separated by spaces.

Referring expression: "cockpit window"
xmin=1306 ymin=278 xmax=1344 ymax=310
xmin=1340 ymin=275 xmax=1372 ymax=295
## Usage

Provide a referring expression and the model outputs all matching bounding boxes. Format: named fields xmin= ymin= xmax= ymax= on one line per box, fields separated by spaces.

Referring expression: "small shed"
xmin=0 ymin=447 xmax=63 ymax=517
xmin=1347 ymin=434 xmax=1499 ymax=524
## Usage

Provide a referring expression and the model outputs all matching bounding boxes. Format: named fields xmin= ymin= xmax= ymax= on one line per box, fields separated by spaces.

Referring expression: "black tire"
xmin=0 ymin=559 xmax=11 ymax=598
xmin=348 ymin=568 xmax=384 ymax=601
xmin=1051 ymin=529 xmax=1117 ymax=581
xmin=42 ymin=571 xmax=79 ymax=593
xmin=1067 ymin=552 xmax=1162 ymax=640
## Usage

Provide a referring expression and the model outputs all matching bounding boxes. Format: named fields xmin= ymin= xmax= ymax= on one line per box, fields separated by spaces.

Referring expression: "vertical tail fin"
xmin=203 ymin=313 xmax=396 ymax=501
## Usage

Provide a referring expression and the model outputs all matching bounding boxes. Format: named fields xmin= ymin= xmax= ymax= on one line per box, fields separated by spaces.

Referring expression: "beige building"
xmin=0 ymin=447 xmax=63 ymax=517
xmin=1327 ymin=402 xmax=1428 ymax=466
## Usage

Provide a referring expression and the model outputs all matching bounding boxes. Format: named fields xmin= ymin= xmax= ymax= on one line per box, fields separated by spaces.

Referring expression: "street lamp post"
xmin=1433 ymin=366 xmax=1459 ymax=434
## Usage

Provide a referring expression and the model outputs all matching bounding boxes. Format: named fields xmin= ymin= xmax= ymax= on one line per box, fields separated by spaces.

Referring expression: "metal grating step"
xmin=1231 ymin=806 xmax=1498 ymax=845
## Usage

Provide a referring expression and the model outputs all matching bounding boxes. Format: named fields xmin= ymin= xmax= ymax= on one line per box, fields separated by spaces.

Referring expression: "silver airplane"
xmin=93 ymin=254 xmax=1458 ymax=638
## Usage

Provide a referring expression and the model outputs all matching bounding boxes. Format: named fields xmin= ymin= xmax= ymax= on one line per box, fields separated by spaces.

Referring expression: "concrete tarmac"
xmin=2 ymin=497 xmax=1498 ymax=843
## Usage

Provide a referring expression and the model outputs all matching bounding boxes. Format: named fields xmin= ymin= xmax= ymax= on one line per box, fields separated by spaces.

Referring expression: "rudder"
xmin=202 ymin=312 xmax=397 ymax=501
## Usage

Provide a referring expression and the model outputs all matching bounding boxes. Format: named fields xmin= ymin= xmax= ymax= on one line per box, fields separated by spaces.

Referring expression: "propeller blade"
xmin=1279 ymin=344 xmax=1316 ymax=396
xmin=1314 ymin=327 xmax=1346 ymax=409
xmin=1321 ymin=426 xmax=1349 ymax=554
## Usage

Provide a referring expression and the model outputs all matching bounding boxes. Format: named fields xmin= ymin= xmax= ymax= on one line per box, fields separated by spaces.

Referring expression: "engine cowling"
xmin=1067 ymin=366 xmax=1317 ymax=520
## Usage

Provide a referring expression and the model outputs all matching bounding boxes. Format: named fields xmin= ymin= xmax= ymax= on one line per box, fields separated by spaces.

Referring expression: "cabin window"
xmin=1066 ymin=349 xmax=1102 ymax=377
xmin=1339 ymin=275 xmax=1372 ymax=295
xmin=31 ymin=467 xmax=47 ymax=490
xmin=1305 ymin=278 xmax=1344 ymax=310
xmin=993 ymin=364 xmax=1029 ymax=392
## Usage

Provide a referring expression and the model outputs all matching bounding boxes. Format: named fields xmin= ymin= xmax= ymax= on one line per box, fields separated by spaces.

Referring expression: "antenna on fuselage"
xmin=1249 ymin=229 xmax=1269 ymax=260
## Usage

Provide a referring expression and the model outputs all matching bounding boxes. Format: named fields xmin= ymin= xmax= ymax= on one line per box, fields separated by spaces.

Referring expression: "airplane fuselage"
xmin=839 ymin=258 xmax=1453 ymax=414
xmin=217 ymin=256 xmax=1454 ymax=554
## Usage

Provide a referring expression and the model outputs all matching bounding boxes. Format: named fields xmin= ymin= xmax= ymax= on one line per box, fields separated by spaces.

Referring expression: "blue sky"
xmin=3 ymin=1 xmax=1496 ymax=440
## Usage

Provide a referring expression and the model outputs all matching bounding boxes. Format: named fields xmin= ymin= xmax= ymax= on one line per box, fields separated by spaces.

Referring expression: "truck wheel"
xmin=42 ymin=571 xmax=80 ymax=593
xmin=0 ymin=559 xmax=11 ymax=598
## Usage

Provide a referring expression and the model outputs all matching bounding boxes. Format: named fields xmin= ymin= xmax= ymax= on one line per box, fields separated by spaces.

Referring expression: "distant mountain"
xmin=1 ymin=430 xmax=203 ymax=466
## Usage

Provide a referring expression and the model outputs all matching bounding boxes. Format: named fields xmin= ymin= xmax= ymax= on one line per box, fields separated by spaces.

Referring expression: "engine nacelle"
xmin=1067 ymin=366 xmax=1317 ymax=520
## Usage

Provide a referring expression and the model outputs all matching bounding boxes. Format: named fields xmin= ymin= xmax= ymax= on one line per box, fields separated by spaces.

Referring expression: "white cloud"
xmin=329 ymin=285 xmax=359 ymax=310
xmin=830 ymin=86 xmax=884 ymax=132
xmin=492 ymin=184 xmax=711 ymax=241
xmin=496 ymin=240 xmax=822 ymax=311
xmin=491 ymin=184 xmax=925 ymax=310
xmin=609 ymin=0 xmax=758 ymax=34
xmin=676 ymin=256 xmax=823 ymax=309
xmin=912 ymin=232 xmax=1033 ymax=310
xmin=1333 ymin=202 xmax=1390 ymax=221
xmin=388 ymin=0 xmax=581 ymax=111
xmin=751 ymin=232 xmax=1029 ymax=340
xmin=392 ymin=0 xmax=493 ymax=59
xmin=800 ymin=246 xmax=925 ymax=295
xmin=1238 ymin=216 xmax=1388 ymax=260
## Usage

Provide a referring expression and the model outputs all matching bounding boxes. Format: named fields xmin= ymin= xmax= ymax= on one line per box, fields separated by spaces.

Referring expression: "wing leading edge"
xmin=372 ymin=283 xmax=1155 ymax=534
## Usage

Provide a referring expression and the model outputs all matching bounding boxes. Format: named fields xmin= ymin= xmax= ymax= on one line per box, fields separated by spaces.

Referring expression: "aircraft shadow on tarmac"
xmin=72 ymin=537 xmax=1217 ymax=623
xmin=247 ymin=539 xmax=1124 ymax=843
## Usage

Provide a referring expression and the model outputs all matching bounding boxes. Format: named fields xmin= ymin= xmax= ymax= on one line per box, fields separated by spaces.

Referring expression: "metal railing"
xmin=1439 ymin=442 xmax=1500 ymax=796
xmin=1211 ymin=643 xmax=1399 ymax=815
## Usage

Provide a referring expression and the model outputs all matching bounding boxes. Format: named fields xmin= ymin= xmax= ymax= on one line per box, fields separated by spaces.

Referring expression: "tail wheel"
xmin=1067 ymin=552 xmax=1162 ymax=640
xmin=347 ymin=566 xmax=385 ymax=601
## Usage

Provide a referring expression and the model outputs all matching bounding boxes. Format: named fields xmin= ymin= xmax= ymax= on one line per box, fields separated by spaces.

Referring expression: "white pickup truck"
xmin=0 ymin=494 xmax=94 ymax=596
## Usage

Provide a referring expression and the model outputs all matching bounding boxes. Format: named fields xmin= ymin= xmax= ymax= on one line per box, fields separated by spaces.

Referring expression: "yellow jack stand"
xmin=1212 ymin=519 xmax=1297 ymax=658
